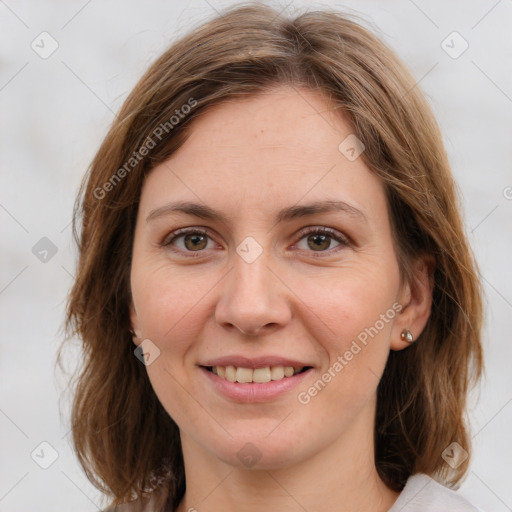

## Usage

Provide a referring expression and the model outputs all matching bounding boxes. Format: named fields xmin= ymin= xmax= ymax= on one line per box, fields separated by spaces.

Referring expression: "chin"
xmin=198 ymin=429 xmax=312 ymax=471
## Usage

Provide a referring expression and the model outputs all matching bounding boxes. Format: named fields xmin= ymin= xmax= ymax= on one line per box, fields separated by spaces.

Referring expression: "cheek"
xmin=299 ymin=260 xmax=399 ymax=342
xmin=293 ymin=259 xmax=400 ymax=400
xmin=291 ymin=270 xmax=399 ymax=429
xmin=131 ymin=264 xmax=210 ymax=424
xmin=132 ymin=261 xmax=212 ymax=344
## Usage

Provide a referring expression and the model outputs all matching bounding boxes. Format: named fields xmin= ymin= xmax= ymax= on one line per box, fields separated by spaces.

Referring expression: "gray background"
xmin=1 ymin=0 xmax=511 ymax=510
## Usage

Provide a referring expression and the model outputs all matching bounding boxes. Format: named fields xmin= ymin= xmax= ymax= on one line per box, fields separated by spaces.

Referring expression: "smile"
xmin=204 ymin=365 xmax=310 ymax=383
xmin=199 ymin=364 xmax=314 ymax=403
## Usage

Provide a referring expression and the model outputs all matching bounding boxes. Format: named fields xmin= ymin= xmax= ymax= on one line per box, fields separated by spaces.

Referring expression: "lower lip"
xmin=199 ymin=366 xmax=314 ymax=403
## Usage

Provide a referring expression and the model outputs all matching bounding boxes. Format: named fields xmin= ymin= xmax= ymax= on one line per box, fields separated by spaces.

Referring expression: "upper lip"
xmin=199 ymin=356 xmax=313 ymax=369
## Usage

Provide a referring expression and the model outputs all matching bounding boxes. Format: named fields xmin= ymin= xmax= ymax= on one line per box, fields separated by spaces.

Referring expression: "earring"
xmin=400 ymin=329 xmax=414 ymax=343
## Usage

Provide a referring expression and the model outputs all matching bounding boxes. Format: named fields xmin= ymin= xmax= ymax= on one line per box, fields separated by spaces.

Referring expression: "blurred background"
xmin=1 ymin=0 xmax=511 ymax=510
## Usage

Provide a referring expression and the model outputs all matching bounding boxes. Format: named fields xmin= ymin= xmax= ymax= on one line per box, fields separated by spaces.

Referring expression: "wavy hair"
xmin=62 ymin=3 xmax=483 ymax=510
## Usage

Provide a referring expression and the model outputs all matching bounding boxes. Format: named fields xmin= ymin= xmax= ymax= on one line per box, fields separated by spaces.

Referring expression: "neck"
xmin=175 ymin=402 xmax=399 ymax=512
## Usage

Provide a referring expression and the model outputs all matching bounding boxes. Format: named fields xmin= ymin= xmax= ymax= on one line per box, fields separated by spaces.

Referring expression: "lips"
xmin=200 ymin=355 xmax=311 ymax=370
xmin=205 ymin=365 xmax=309 ymax=383
xmin=198 ymin=356 xmax=313 ymax=386
xmin=199 ymin=364 xmax=314 ymax=403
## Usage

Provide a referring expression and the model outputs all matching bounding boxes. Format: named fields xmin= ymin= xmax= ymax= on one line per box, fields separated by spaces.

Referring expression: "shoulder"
xmin=102 ymin=491 xmax=170 ymax=512
xmin=388 ymin=473 xmax=483 ymax=512
xmin=102 ymin=501 xmax=152 ymax=512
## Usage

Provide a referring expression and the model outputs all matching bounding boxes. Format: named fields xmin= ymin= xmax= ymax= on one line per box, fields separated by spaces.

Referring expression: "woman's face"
xmin=130 ymin=85 xmax=417 ymax=470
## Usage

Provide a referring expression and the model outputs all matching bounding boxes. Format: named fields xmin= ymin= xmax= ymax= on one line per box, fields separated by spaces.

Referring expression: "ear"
xmin=129 ymin=300 xmax=143 ymax=347
xmin=391 ymin=254 xmax=434 ymax=351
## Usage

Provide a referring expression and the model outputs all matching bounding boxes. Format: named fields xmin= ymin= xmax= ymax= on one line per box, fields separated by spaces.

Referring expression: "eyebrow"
xmin=146 ymin=199 xmax=367 ymax=224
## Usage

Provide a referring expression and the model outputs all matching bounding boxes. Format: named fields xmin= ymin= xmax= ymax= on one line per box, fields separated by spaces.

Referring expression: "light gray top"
xmin=388 ymin=473 xmax=482 ymax=512
xmin=106 ymin=473 xmax=483 ymax=511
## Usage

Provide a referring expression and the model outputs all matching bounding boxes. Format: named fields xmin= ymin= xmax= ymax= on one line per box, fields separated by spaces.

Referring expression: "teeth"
xmin=236 ymin=367 xmax=253 ymax=383
xmin=210 ymin=365 xmax=305 ymax=383
xmin=225 ymin=365 xmax=236 ymax=382
xmin=284 ymin=367 xmax=294 ymax=377
xmin=270 ymin=366 xmax=284 ymax=380
xmin=253 ymin=367 xmax=271 ymax=383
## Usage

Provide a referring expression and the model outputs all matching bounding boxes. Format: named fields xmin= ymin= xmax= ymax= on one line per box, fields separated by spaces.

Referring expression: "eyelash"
xmin=160 ymin=226 xmax=350 ymax=258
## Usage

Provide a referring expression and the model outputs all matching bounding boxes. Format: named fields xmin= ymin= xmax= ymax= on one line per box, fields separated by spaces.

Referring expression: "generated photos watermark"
xmin=297 ymin=301 xmax=403 ymax=404
xmin=94 ymin=97 xmax=197 ymax=200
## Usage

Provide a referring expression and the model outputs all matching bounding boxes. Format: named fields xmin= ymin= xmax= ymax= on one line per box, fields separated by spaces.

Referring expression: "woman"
xmin=64 ymin=3 xmax=484 ymax=511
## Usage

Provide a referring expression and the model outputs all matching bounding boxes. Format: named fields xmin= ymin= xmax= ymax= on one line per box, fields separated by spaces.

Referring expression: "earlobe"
xmin=130 ymin=328 xmax=142 ymax=345
xmin=400 ymin=328 xmax=414 ymax=343
xmin=391 ymin=254 xmax=434 ymax=351
xmin=129 ymin=302 xmax=142 ymax=346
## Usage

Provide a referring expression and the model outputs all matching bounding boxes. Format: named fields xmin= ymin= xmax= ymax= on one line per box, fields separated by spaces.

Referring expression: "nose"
xmin=214 ymin=247 xmax=292 ymax=337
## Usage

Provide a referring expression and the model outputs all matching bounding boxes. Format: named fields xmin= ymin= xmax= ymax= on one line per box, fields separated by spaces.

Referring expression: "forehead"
xmin=140 ymin=85 xmax=387 ymax=224
xmin=179 ymin=85 xmax=353 ymax=168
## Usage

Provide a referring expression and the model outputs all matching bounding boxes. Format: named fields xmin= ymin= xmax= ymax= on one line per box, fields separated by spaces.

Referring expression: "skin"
xmin=130 ymin=85 xmax=433 ymax=512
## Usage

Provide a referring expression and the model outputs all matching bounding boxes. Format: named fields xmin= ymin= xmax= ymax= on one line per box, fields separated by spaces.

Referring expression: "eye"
xmin=294 ymin=226 xmax=349 ymax=255
xmin=161 ymin=228 xmax=217 ymax=254
xmin=161 ymin=226 xmax=350 ymax=257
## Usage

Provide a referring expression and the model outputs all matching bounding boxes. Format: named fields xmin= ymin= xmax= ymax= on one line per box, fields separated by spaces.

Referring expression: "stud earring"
xmin=400 ymin=329 xmax=414 ymax=343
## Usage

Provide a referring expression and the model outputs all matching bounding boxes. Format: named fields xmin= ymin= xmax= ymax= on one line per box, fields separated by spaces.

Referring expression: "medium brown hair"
xmin=62 ymin=2 xmax=483 ymax=509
